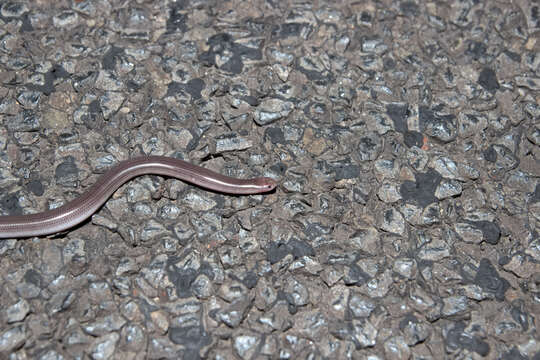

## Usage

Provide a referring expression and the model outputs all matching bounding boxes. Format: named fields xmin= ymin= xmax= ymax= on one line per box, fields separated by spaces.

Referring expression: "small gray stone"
xmin=83 ymin=314 xmax=127 ymax=336
xmin=191 ymin=274 xmax=213 ymax=299
xmin=214 ymin=133 xmax=253 ymax=153
xmin=47 ymin=290 xmax=76 ymax=315
xmin=379 ymin=207 xmax=405 ymax=235
xmin=140 ymin=219 xmax=170 ymax=241
xmin=100 ymin=92 xmax=126 ymax=120
xmin=515 ymin=76 xmax=540 ymax=91
xmin=116 ymin=257 xmax=139 ymax=276
xmin=285 ymin=277 xmax=309 ymax=306
xmin=122 ymin=323 xmax=146 ymax=352
xmin=435 ymin=179 xmax=463 ymax=199
xmin=37 ymin=349 xmax=65 ymax=360
xmin=233 ymin=334 xmax=260 ymax=360
xmin=351 ymin=319 xmax=377 ymax=348
xmin=393 ymin=258 xmax=417 ymax=279
xmin=431 ymin=156 xmax=462 ymax=180
xmin=218 ymin=281 xmax=248 ymax=303
xmin=16 ymin=280 xmax=41 ymax=300
xmin=216 ymin=299 xmax=250 ymax=328
xmin=356 ymin=132 xmax=383 ymax=161
xmin=441 ymin=295 xmax=469 ymax=317
xmin=348 ymin=293 xmax=377 ymax=318
xmin=384 ymin=336 xmax=411 ymax=360
xmin=88 ymin=281 xmax=113 ymax=303
xmin=16 ymin=90 xmax=41 ymax=109
xmin=527 ymin=126 xmax=540 ymax=145
xmin=253 ymin=98 xmax=294 ymax=126
xmin=373 ymin=159 xmax=400 ymax=179
xmin=95 ymin=71 xmax=123 ymax=91
xmin=5 ymin=299 xmax=30 ymax=323
xmin=181 ymin=191 xmax=217 ymax=212
xmin=345 ymin=227 xmax=380 ymax=255
xmin=7 ymin=110 xmax=41 ymax=132
xmin=400 ymin=315 xmax=430 ymax=346
xmin=295 ymin=310 xmax=328 ymax=341
xmin=1 ymin=2 xmax=29 ymax=17
xmin=458 ymin=112 xmax=487 ymax=138
xmin=416 ymin=235 xmax=451 ymax=261
xmin=41 ymin=243 xmax=63 ymax=277
xmin=406 ymin=147 xmax=429 ymax=171
xmin=52 ymin=10 xmax=79 ymax=28
xmin=89 ymin=332 xmax=119 ymax=360
xmin=454 ymin=222 xmax=484 ymax=244
xmin=377 ymin=181 xmax=402 ymax=203
xmin=0 ymin=325 xmax=26 ymax=353
xmin=357 ymin=269 xmax=393 ymax=298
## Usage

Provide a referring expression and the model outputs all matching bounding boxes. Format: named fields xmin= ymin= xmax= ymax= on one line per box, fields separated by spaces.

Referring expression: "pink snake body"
xmin=0 ymin=156 xmax=276 ymax=238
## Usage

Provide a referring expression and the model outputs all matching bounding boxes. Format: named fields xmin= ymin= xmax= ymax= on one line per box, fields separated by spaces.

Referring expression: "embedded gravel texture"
xmin=0 ymin=0 xmax=539 ymax=359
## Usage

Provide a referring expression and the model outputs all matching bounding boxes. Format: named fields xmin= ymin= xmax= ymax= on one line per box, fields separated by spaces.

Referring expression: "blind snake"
xmin=0 ymin=156 xmax=277 ymax=239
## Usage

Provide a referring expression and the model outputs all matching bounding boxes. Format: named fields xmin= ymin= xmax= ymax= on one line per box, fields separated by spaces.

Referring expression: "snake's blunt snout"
xmin=255 ymin=177 xmax=278 ymax=192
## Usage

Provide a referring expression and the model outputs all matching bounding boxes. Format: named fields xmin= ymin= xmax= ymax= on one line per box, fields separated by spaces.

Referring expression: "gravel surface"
xmin=0 ymin=0 xmax=539 ymax=359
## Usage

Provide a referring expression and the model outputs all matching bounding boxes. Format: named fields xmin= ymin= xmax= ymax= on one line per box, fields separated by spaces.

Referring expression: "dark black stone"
xmin=418 ymin=106 xmax=457 ymax=141
xmin=24 ymin=269 xmax=42 ymax=287
xmin=242 ymin=271 xmax=258 ymax=289
xmin=199 ymin=33 xmax=262 ymax=74
xmin=443 ymin=67 xmax=455 ymax=84
xmin=0 ymin=193 xmax=23 ymax=215
xmin=332 ymin=161 xmax=360 ymax=181
xmin=270 ymin=162 xmax=287 ymax=175
xmin=50 ymin=64 xmax=69 ymax=79
xmin=383 ymin=56 xmax=396 ymax=70
xmin=27 ymin=179 xmax=44 ymax=196
xmin=500 ymin=347 xmax=528 ymax=360
xmin=166 ymin=1 xmax=188 ymax=33
xmin=403 ymin=130 xmax=423 ymax=148
xmin=26 ymin=64 xmax=69 ymax=96
xmin=359 ymin=11 xmax=372 ymax=23
xmin=265 ymin=127 xmax=286 ymax=144
xmin=21 ymin=14 xmax=33 ymax=32
xmin=102 ymin=46 xmax=124 ymax=70
xmin=398 ymin=313 xmax=419 ymax=330
xmin=466 ymin=40 xmax=487 ymax=61
xmin=241 ymin=95 xmax=259 ymax=106
xmin=504 ymin=50 xmax=521 ymax=63
xmin=166 ymin=82 xmax=184 ymax=97
xmin=478 ymin=67 xmax=500 ymax=92
xmin=386 ymin=103 xmax=409 ymax=133
xmin=297 ymin=66 xmax=332 ymax=83
xmin=531 ymin=184 xmax=540 ymax=203
xmin=400 ymin=1 xmax=419 ymax=17
xmin=471 ymin=220 xmax=501 ymax=245
xmin=343 ymin=264 xmax=370 ymax=285
xmin=474 ymin=258 xmax=509 ymax=301
xmin=483 ymin=145 xmax=497 ymax=162
xmin=287 ymin=238 xmax=314 ymax=258
xmin=55 ymin=157 xmax=78 ymax=184
xmin=166 ymin=264 xmax=198 ymax=298
xmin=198 ymin=262 xmax=215 ymax=281
xmin=400 ymin=169 xmax=442 ymax=207
xmin=184 ymin=78 xmax=205 ymax=100
xmin=272 ymin=22 xmax=311 ymax=39
xmin=169 ymin=325 xmax=211 ymax=354
xmin=266 ymin=242 xmax=290 ymax=264
xmin=445 ymin=321 xmax=490 ymax=356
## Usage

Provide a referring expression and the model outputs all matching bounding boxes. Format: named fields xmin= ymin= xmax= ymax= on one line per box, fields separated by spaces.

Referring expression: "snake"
xmin=0 ymin=156 xmax=277 ymax=238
